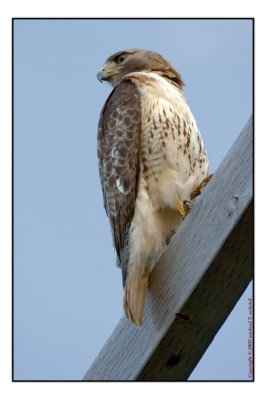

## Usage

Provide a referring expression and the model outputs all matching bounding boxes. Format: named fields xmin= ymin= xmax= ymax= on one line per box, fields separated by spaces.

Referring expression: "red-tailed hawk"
xmin=97 ymin=49 xmax=211 ymax=327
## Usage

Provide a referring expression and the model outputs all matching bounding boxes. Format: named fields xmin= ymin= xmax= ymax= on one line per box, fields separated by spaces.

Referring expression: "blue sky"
xmin=13 ymin=19 xmax=253 ymax=380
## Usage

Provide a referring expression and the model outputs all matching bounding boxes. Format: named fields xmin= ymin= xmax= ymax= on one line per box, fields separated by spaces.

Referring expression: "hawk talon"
xmin=166 ymin=229 xmax=176 ymax=245
xmin=183 ymin=200 xmax=192 ymax=208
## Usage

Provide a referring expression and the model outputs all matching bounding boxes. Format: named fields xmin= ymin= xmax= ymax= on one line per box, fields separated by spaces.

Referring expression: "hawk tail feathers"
xmin=123 ymin=267 xmax=148 ymax=327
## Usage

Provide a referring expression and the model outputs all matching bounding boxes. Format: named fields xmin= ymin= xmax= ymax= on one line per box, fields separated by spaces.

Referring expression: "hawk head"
xmin=97 ymin=49 xmax=184 ymax=89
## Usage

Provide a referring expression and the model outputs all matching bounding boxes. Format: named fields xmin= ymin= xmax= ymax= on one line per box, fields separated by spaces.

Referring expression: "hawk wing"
xmin=97 ymin=79 xmax=142 ymax=286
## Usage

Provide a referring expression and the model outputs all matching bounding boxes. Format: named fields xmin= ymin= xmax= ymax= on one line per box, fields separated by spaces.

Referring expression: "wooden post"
xmin=84 ymin=116 xmax=253 ymax=381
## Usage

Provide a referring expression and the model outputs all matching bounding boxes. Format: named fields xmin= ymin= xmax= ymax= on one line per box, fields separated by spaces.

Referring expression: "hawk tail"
xmin=123 ymin=267 xmax=148 ymax=327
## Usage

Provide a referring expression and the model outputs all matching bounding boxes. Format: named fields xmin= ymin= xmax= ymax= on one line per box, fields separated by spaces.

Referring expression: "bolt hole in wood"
xmin=175 ymin=312 xmax=190 ymax=321
xmin=228 ymin=195 xmax=239 ymax=216
xmin=165 ymin=354 xmax=181 ymax=369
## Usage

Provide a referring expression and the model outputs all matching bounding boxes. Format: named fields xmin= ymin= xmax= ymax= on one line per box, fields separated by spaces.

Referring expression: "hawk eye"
xmin=116 ymin=54 xmax=127 ymax=64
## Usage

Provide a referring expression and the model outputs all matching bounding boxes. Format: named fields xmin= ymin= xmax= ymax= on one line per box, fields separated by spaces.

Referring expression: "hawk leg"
xmin=190 ymin=174 xmax=213 ymax=200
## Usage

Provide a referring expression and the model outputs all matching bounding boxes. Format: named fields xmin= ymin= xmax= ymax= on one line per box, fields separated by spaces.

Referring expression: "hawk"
xmin=97 ymin=49 xmax=211 ymax=327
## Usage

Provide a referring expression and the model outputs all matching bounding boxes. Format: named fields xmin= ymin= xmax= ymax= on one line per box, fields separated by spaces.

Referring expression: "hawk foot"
xmin=190 ymin=174 xmax=213 ymax=200
xmin=176 ymin=197 xmax=191 ymax=219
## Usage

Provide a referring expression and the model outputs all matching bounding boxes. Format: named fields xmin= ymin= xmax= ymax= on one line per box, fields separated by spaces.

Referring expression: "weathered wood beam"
xmin=83 ymin=116 xmax=253 ymax=381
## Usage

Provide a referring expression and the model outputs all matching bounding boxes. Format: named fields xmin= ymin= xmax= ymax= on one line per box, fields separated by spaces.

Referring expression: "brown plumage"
xmin=97 ymin=79 xmax=141 ymax=286
xmin=97 ymin=49 xmax=210 ymax=326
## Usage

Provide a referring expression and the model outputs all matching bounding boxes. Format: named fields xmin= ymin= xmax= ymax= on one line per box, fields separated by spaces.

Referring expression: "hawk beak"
xmin=97 ymin=65 xmax=111 ymax=83
xmin=97 ymin=70 xmax=106 ymax=83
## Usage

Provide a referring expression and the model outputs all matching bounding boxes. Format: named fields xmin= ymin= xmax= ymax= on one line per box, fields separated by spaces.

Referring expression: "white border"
xmin=0 ymin=1 xmax=264 ymax=398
